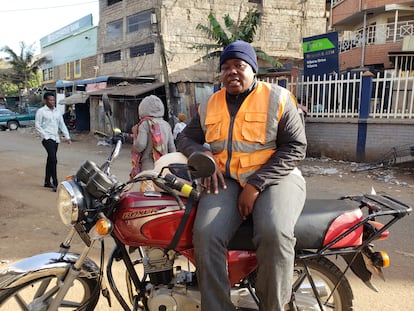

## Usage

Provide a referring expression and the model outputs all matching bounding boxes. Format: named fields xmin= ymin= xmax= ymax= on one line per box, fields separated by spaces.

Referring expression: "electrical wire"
xmin=0 ymin=1 xmax=98 ymax=13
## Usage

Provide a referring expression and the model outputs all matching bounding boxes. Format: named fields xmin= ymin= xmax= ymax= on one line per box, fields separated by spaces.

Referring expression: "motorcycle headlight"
xmin=57 ymin=180 xmax=86 ymax=226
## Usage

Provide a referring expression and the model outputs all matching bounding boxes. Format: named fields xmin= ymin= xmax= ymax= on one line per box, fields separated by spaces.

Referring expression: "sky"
xmin=0 ymin=0 xmax=99 ymax=57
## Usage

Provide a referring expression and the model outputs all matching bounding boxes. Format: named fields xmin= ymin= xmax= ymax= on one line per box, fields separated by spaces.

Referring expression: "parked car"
xmin=0 ymin=108 xmax=36 ymax=130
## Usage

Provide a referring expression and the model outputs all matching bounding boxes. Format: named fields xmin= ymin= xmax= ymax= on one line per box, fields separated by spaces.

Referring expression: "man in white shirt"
xmin=172 ymin=113 xmax=187 ymax=140
xmin=35 ymin=92 xmax=72 ymax=191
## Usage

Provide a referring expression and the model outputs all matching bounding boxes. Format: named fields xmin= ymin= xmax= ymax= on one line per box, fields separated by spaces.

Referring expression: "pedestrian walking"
xmin=35 ymin=92 xmax=72 ymax=192
xmin=130 ymin=95 xmax=176 ymax=190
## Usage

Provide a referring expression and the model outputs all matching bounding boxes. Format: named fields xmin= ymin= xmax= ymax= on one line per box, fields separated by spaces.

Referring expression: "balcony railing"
xmin=339 ymin=20 xmax=414 ymax=53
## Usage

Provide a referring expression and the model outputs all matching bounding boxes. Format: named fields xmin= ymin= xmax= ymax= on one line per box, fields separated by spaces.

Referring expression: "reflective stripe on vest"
xmin=200 ymin=82 xmax=289 ymax=186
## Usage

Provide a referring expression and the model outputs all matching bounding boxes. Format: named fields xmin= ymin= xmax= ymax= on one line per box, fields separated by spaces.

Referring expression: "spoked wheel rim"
xmin=293 ymin=257 xmax=354 ymax=311
xmin=294 ymin=268 xmax=342 ymax=310
xmin=0 ymin=275 xmax=97 ymax=311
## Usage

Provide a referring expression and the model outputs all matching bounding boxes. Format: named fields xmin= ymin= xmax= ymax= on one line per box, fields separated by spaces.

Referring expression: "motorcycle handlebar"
xmin=94 ymin=129 xmax=128 ymax=144
xmin=164 ymin=173 xmax=200 ymax=200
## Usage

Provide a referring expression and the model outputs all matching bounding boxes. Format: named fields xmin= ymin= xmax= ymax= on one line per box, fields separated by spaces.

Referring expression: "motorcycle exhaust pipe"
xmin=296 ymin=282 xmax=329 ymax=297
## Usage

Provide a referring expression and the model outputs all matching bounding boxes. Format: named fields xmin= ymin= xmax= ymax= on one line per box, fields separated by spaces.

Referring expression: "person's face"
xmin=44 ymin=95 xmax=55 ymax=109
xmin=220 ymin=59 xmax=255 ymax=95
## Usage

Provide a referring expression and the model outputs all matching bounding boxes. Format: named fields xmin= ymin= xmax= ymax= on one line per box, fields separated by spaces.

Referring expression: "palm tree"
xmin=1 ymin=42 xmax=51 ymax=93
xmin=194 ymin=8 xmax=282 ymax=72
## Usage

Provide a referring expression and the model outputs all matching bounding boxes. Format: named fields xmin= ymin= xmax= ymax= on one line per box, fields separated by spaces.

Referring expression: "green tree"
xmin=194 ymin=8 xmax=282 ymax=72
xmin=0 ymin=42 xmax=51 ymax=93
xmin=0 ymin=79 xmax=19 ymax=97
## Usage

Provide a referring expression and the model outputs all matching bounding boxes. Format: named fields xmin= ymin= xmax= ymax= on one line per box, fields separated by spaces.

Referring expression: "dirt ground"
xmin=0 ymin=128 xmax=413 ymax=310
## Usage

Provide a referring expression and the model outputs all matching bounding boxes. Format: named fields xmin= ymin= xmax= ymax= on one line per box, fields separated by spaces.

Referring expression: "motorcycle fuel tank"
xmin=112 ymin=191 xmax=195 ymax=249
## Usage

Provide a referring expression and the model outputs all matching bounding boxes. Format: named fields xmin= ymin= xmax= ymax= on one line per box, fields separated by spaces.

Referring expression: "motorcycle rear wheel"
xmin=0 ymin=275 xmax=100 ymax=311
xmin=293 ymin=256 xmax=354 ymax=310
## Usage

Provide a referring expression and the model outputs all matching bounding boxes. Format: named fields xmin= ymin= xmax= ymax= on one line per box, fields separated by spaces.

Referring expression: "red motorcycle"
xmin=0 ymin=107 xmax=411 ymax=310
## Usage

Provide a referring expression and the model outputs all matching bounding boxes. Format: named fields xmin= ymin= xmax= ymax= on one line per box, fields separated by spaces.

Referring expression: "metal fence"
xmin=261 ymin=71 xmax=414 ymax=120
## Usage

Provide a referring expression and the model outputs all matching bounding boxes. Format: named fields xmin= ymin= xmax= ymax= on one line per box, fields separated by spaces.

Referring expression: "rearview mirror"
xmin=187 ymin=152 xmax=216 ymax=178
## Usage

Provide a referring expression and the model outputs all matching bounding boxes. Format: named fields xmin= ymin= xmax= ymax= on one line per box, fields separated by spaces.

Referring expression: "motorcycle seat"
xmin=228 ymin=198 xmax=361 ymax=251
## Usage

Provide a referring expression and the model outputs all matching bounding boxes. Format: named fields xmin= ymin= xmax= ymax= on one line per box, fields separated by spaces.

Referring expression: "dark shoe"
xmin=52 ymin=186 xmax=57 ymax=192
xmin=44 ymin=183 xmax=54 ymax=189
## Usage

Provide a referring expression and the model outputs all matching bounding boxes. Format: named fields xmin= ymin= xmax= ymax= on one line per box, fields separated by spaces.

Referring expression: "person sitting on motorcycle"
xmin=176 ymin=40 xmax=307 ymax=311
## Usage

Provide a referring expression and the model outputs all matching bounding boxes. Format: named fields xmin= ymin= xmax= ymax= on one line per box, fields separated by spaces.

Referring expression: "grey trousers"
xmin=193 ymin=172 xmax=306 ymax=311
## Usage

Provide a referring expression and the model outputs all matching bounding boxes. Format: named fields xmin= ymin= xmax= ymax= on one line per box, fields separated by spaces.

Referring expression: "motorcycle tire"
xmin=0 ymin=274 xmax=100 ymax=311
xmin=293 ymin=256 xmax=354 ymax=310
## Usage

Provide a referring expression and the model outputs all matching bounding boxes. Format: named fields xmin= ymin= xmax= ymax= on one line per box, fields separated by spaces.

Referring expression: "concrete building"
xmin=40 ymin=14 xmax=98 ymax=92
xmin=94 ymin=0 xmax=327 ymax=131
xmin=38 ymin=14 xmax=98 ymax=131
xmin=329 ymin=0 xmax=414 ymax=72
xmin=39 ymin=1 xmax=328 ymax=133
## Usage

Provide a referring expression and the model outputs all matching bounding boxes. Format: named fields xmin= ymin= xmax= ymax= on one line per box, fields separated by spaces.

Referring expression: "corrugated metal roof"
xmin=87 ymin=82 xmax=164 ymax=97
xmin=55 ymin=76 xmax=110 ymax=88
xmin=56 ymin=76 xmax=156 ymax=88
xmin=58 ymin=92 xmax=89 ymax=105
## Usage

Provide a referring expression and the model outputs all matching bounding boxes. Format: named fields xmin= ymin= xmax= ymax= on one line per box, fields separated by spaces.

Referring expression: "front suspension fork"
xmin=47 ymin=241 xmax=96 ymax=311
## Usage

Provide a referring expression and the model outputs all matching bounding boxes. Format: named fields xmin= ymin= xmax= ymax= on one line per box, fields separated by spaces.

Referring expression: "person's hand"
xmin=131 ymin=124 xmax=138 ymax=136
xmin=238 ymin=184 xmax=260 ymax=220
xmin=201 ymin=151 xmax=226 ymax=194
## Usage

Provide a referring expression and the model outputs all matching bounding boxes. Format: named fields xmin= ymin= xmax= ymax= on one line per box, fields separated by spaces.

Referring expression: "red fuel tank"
xmin=112 ymin=191 xmax=196 ymax=249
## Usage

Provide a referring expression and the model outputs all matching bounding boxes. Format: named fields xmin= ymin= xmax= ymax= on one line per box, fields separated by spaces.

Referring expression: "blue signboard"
xmin=303 ymin=32 xmax=339 ymax=77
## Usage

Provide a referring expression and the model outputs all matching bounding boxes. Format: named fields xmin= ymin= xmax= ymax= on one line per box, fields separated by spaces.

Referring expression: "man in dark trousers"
xmin=177 ymin=40 xmax=307 ymax=310
xmin=35 ymin=92 xmax=72 ymax=191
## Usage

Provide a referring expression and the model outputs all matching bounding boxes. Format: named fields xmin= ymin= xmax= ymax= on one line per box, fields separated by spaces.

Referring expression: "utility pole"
xmin=361 ymin=11 xmax=367 ymax=68
xmin=153 ymin=8 xmax=174 ymax=126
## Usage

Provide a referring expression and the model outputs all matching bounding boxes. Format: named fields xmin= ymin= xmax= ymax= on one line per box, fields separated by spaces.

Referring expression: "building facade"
xmin=97 ymin=0 xmax=327 ymax=83
xmin=39 ymin=1 xmax=328 ymax=133
xmin=40 ymin=14 xmax=99 ymax=92
xmin=96 ymin=0 xmax=327 ymax=123
xmin=330 ymin=0 xmax=414 ymax=72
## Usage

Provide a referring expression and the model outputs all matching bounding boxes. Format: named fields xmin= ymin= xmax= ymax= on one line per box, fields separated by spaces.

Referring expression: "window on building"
xmin=127 ymin=10 xmax=151 ymax=33
xmin=107 ymin=0 xmax=122 ymax=6
xmin=107 ymin=18 xmax=123 ymax=39
xmin=42 ymin=69 xmax=48 ymax=81
xmin=130 ymin=42 xmax=155 ymax=58
xmin=65 ymin=62 xmax=71 ymax=79
xmin=42 ymin=67 xmax=54 ymax=81
xmin=48 ymin=68 xmax=54 ymax=80
xmin=366 ymin=22 xmax=376 ymax=44
xmin=74 ymin=60 xmax=81 ymax=78
xmin=248 ymin=0 xmax=262 ymax=3
xmin=104 ymin=50 xmax=121 ymax=63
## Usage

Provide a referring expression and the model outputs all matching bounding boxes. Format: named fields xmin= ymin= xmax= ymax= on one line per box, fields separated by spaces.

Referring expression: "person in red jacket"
xmin=177 ymin=40 xmax=307 ymax=310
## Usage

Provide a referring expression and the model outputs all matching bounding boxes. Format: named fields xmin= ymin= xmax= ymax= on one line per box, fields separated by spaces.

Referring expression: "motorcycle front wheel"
xmin=293 ymin=256 xmax=354 ymax=310
xmin=0 ymin=275 xmax=100 ymax=311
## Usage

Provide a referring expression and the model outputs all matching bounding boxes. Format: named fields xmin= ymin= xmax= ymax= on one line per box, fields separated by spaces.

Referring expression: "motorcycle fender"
xmin=341 ymin=253 xmax=378 ymax=292
xmin=0 ymin=252 xmax=100 ymax=289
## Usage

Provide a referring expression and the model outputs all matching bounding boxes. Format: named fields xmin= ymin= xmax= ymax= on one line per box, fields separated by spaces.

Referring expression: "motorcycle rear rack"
xmin=294 ymin=194 xmax=411 ymax=310
xmin=297 ymin=193 xmax=412 ymax=259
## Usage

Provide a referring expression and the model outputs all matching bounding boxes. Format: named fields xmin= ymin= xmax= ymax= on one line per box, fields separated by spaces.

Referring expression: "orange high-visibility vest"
xmin=200 ymin=82 xmax=291 ymax=186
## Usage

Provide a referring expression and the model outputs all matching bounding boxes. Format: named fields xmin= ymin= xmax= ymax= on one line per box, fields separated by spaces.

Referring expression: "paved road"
xmin=0 ymin=129 xmax=413 ymax=310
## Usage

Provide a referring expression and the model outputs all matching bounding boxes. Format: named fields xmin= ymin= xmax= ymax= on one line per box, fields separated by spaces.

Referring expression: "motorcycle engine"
xmin=143 ymin=247 xmax=174 ymax=285
xmin=142 ymin=247 xmax=202 ymax=310
xmin=148 ymin=287 xmax=201 ymax=310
